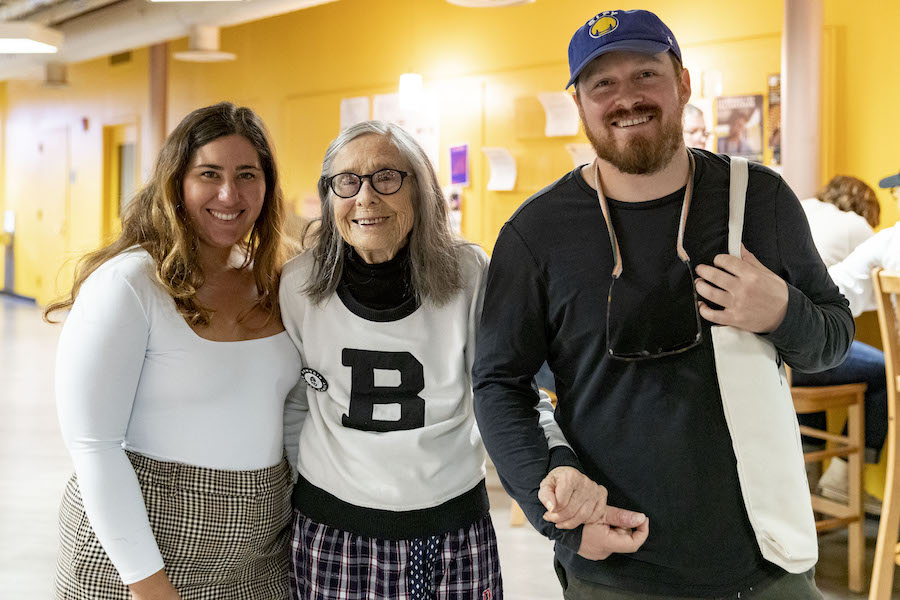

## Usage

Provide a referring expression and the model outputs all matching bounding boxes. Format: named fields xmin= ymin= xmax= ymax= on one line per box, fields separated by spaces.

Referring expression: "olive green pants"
xmin=553 ymin=561 xmax=823 ymax=600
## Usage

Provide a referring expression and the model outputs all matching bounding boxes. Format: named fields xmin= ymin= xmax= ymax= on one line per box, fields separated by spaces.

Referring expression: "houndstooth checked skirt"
xmin=289 ymin=510 xmax=502 ymax=600
xmin=56 ymin=451 xmax=293 ymax=600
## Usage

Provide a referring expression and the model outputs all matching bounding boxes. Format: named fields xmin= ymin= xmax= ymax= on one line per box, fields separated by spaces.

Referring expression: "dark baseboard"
xmin=0 ymin=290 xmax=37 ymax=304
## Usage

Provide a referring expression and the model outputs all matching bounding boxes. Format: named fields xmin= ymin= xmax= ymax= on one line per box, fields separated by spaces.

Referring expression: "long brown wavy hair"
xmin=44 ymin=102 xmax=289 ymax=326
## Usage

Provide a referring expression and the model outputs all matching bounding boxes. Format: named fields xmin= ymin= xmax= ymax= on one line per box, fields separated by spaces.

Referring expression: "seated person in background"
xmin=800 ymin=175 xmax=879 ymax=266
xmin=795 ymin=174 xmax=887 ymax=514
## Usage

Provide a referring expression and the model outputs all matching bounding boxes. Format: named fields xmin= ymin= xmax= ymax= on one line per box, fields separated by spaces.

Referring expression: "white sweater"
xmin=55 ymin=248 xmax=302 ymax=584
xmin=279 ymin=244 xmax=565 ymax=537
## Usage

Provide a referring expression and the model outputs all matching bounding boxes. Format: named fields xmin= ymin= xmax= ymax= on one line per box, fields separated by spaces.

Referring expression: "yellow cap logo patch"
xmin=590 ymin=16 xmax=618 ymax=38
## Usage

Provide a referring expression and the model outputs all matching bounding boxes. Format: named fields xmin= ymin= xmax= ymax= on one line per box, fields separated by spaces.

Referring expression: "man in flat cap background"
xmin=475 ymin=8 xmax=852 ymax=599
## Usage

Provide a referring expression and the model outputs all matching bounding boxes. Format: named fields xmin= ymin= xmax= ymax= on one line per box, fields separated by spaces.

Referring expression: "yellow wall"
xmin=824 ymin=0 xmax=900 ymax=230
xmin=4 ymin=0 xmax=900 ymax=304
xmin=4 ymin=49 xmax=152 ymax=304
xmin=164 ymin=0 xmax=789 ymax=254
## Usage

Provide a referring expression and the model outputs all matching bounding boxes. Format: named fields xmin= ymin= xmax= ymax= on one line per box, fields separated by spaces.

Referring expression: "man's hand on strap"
xmin=695 ymin=244 xmax=789 ymax=333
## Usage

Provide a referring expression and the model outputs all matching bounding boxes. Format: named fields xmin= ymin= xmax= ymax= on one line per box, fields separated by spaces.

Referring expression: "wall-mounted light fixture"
xmin=0 ymin=23 xmax=63 ymax=54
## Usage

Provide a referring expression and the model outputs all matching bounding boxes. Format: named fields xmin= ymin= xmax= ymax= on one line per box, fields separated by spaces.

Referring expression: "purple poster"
xmin=450 ymin=144 xmax=469 ymax=186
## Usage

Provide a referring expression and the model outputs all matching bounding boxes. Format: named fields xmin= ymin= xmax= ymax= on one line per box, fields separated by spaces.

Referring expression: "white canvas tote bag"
xmin=710 ymin=157 xmax=818 ymax=573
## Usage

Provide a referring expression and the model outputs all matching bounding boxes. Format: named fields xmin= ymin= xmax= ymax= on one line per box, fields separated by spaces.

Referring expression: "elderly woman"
xmin=48 ymin=102 xmax=300 ymax=600
xmin=280 ymin=121 xmax=567 ymax=599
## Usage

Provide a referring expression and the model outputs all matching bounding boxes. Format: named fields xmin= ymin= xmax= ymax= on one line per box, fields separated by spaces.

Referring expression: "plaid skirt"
xmin=289 ymin=510 xmax=502 ymax=600
xmin=56 ymin=451 xmax=293 ymax=600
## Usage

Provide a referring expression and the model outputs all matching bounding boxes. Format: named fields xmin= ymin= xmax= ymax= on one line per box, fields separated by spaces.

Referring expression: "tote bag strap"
xmin=727 ymin=157 xmax=749 ymax=257
xmin=715 ymin=155 xmax=819 ymax=572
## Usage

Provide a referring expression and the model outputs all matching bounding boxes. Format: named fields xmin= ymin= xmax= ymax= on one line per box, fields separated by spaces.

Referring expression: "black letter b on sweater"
xmin=341 ymin=349 xmax=426 ymax=432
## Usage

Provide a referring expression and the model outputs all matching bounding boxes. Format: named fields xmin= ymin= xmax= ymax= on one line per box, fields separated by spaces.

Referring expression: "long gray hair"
xmin=302 ymin=121 xmax=466 ymax=305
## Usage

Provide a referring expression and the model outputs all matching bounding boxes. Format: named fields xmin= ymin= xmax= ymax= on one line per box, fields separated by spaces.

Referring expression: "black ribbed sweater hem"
xmin=292 ymin=474 xmax=490 ymax=540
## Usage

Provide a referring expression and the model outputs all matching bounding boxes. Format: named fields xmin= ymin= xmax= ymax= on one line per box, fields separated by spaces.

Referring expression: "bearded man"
xmin=473 ymin=8 xmax=851 ymax=599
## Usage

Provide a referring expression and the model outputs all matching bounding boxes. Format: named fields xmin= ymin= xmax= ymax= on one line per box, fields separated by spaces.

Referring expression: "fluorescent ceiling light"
xmin=0 ymin=23 xmax=63 ymax=54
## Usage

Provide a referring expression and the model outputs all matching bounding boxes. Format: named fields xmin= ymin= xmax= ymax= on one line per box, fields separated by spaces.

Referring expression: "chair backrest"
xmin=870 ymin=268 xmax=900 ymax=599
xmin=874 ymin=269 xmax=900 ymax=414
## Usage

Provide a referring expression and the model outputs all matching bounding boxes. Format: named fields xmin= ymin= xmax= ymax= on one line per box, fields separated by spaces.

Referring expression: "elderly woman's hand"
xmin=539 ymin=466 xmax=646 ymax=530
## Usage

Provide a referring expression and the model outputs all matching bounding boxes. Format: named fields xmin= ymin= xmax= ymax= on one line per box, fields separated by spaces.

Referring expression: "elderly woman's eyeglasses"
xmin=324 ymin=168 xmax=410 ymax=199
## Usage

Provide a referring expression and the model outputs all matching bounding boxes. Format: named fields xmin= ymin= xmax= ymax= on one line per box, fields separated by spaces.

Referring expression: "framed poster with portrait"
xmin=715 ymin=95 xmax=764 ymax=162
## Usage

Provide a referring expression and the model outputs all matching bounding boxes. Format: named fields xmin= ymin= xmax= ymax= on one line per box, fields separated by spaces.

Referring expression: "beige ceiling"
xmin=0 ymin=0 xmax=336 ymax=80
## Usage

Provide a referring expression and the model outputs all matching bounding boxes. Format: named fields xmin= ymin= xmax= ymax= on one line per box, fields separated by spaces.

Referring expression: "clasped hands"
xmin=539 ymin=466 xmax=648 ymax=561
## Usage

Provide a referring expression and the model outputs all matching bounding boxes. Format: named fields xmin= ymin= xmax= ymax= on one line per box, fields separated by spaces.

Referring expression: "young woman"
xmin=49 ymin=102 xmax=300 ymax=600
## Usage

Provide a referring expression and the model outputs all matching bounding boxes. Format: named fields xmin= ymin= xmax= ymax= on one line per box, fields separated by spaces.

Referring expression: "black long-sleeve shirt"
xmin=473 ymin=149 xmax=853 ymax=597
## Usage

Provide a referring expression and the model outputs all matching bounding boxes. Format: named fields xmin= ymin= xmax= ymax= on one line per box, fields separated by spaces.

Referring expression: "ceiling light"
xmin=173 ymin=25 xmax=236 ymax=63
xmin=0 ymin=23 xmax=63 ymax=54
xmin=43 ymin=62 xmax=69 ymax=88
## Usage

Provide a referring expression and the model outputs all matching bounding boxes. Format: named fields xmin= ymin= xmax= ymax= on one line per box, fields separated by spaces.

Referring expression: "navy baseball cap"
xmin=879 ymin=170 xmax=900 ymax=188
xmin=567 ymin=9 xmax=682 ymax=89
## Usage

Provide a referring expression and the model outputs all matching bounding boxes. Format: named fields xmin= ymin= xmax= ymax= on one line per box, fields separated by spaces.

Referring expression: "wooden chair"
xmin=869 ymin=268 xmax=900 ymax=599
xmin=790 ymin=377 xmax=866 ymax=593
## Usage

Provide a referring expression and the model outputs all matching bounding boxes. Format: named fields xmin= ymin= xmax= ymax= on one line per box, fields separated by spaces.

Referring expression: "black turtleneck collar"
xmin=338 ymin=244 xmax=417 ymax=317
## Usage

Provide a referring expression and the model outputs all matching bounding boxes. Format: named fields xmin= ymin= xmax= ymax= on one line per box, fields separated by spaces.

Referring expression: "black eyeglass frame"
xmin=323 ymin=168 xmax=411 ymax=199
xmin=595 ymin=150 xmax=703 ymax=361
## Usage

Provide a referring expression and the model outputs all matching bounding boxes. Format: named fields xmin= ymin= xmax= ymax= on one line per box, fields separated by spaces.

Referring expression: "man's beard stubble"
xmin=583 ymin=102 xmax=686 ymax=176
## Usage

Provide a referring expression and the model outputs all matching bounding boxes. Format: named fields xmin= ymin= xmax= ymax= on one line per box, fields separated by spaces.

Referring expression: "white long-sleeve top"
xmin=828 ymin=224 xmax=900 ymax=316
xmin=55 ymin=248 xmax=302 ymax=584
xmin=800 ymin=198 xmax=874 ymax=268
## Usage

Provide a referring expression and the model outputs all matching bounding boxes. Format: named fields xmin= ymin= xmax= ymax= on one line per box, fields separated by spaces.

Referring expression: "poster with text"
xmin=715 ymin=94 xmax=764 ymax=162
